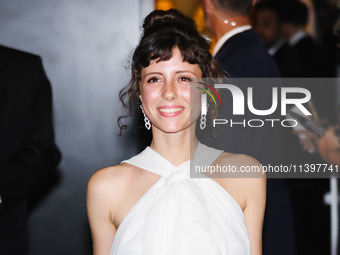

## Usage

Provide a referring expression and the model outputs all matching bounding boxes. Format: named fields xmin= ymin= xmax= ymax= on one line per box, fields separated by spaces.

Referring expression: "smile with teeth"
xmin=158 ymin=107 xmax=183 ymax=113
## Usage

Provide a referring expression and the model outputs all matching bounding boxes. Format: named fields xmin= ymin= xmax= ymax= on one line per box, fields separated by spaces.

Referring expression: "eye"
xmin=147 ymin=77 xmax=161 ymax=83
xmin=179 ymin=76 xmax=192 ymax=82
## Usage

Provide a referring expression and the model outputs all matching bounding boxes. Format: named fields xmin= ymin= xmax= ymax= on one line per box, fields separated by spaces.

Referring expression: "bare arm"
xmin=243 ymin=168 xmax=266 ymax=255
xmin=87 ymin=168 xmax=118 ymax=255
xmin=229 ymin=155 xmax=266 ymax=255
xmin=87 ymin=163 xmax=159 ymax=254
xmin=218 ymin=154 xmax=266 ymax=255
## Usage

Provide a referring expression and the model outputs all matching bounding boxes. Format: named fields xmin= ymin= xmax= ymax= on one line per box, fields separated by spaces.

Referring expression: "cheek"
xmin=190 ymin=90 xmax=204 ymax=118
xmin=141 ymin=86 xmax=160 ymax=104
xmin=182 ymin=89 xmax=191 ymax=102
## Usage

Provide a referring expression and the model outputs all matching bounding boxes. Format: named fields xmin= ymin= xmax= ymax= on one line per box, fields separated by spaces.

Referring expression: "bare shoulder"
xmin=218 ymin=151 xmax=261 ymax=168
xmin=87 ymin=162 xmax=160 ymax=227
xmin=87 ymin=163 xmax=139 ymax=197
xmin=90 ymin=162 xmax=145 ymax=182
xmin=217 ymin=151 xmax=265 ymax=178
xmin=216 ymin=153 xmax=266 ymax=255
xmin=87 ymin=161 xmax=160 ymax=204
xmin=86 ymin=163 xmax=152 ymax=254
xmin=213 ymin=152 xmax=266 ymax=210
xmin=87 ymin=164 xmax=137 ymax=217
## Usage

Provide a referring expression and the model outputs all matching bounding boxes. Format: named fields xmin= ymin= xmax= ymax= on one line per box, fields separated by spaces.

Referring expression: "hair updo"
xmin=118 ymin=9 xmax=222 ymax=133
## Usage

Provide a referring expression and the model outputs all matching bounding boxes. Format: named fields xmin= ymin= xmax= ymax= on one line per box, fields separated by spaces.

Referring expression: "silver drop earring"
xmin=200 ymin=113 xmax=207 ymax=130
xmin=140 ymin=105 xmax=151 ymax=130
xmin=200 ymin=93 xmax=208 ymax=130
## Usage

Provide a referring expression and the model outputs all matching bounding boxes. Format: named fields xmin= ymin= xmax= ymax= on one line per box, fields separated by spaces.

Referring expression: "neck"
xmin=210 ymin=10 xmax=250 ymax=41
xmin=149 ymin=124 xmax=199 ymax=166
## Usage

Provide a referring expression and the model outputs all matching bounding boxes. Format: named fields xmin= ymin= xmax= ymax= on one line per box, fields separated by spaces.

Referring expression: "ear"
xmin=203 ymin=0 xmax=215 ymax=13
xmin=139 ymin=94 xmax=142 ymax=101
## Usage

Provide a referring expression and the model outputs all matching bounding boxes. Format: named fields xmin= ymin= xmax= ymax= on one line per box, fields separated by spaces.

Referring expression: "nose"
xmin=162 ymin=80 xmax=178 ymax=101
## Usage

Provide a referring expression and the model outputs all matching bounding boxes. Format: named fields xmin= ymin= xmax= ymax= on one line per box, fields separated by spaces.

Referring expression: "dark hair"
xmin=253 ymin=0 xmax=285 ymax=23
xmin=254 ymin=1 xmax=282 ymax=15
xmin=280 ymin=0 xmax=308 ymax=26
xmin=118 ymin=9 xmax=222 ymax=133
xmin=213 ymin=0 xmax=253 ymax=16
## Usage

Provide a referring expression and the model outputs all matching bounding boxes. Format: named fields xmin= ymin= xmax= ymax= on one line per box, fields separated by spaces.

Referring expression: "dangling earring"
xmin=200 ymin=112 xmax=207 ymax=130
xmin=200 ymin=93 xmax=208 ymax=130
xmin=140 ymin=105 xmax=151 ymax=130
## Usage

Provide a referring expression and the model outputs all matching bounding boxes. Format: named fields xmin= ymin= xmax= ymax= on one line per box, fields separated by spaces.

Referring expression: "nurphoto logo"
xmin=196 ymin=80 xmax=312 ymax=129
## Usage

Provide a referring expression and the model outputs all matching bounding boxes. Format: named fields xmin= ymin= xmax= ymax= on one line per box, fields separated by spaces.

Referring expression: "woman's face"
xmin=140 ymin=47 xmax=203 ymax=134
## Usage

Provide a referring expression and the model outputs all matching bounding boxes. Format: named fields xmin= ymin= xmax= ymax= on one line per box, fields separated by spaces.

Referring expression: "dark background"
xmin=0 ymin=0 xmax=153 ymax=254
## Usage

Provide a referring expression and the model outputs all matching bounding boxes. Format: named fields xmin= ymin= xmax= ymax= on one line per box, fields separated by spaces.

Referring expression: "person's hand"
xmin=292 ymin=129 xmax=319 ymax=154
xmin=318 ymin=126 xmax=340 ymax=165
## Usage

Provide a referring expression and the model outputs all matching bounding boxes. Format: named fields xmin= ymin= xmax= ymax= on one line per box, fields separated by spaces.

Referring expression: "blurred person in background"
xmin=318 ymin=125 xmax=340 ymax=165
xmin=0 ymin=45 xmax=61 ymax=255
xmin=280 ymin=0 xmax=326 ymax=77
xmin=201 ymin=0 xmax=296 ymax=254
xmin=254 ymin=1 xmax=336 ymax=254
xmin=253 ymin=0 xmax=304 ymax=77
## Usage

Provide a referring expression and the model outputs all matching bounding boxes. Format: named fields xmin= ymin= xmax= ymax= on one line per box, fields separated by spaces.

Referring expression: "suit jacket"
xmin=292 ymin=35 xmax=325 ymax=77
xmin=198 ymin=29 xmax=296 ymax=255
xmin=292 ymin=36 xmax=336 ymax=122
xmin=215 ymin=29 xmax=280 ymax=79
xmin=0 ymin=45 xmax=61 ymax=254
xmin=274 ymin=36 xmax=335 ymax=255
xmin=275 ymin=37 xmax=336 ymax=120
xmin=200 ymin=29 xmax=281 ymax=165
xmin=274 ymin=42 xmax=304 ymax=78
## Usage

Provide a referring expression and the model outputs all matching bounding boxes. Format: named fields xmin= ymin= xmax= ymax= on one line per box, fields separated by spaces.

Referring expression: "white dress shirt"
xmin=213 ymin=25 xmax=252 ymax=56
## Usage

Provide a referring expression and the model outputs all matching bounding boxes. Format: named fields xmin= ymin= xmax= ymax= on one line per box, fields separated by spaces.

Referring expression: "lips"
xmin=157 ymin=106 xmax=184 ymax=117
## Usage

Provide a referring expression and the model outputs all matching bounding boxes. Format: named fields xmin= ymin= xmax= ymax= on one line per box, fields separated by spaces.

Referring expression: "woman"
xmin=87 ymin=9 xmax=266 ymax=255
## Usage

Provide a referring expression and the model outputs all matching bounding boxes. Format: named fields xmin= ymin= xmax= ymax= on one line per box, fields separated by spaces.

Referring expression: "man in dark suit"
xmin=201 ymin=0 xmax=282 ymax=160
xmin=253 ymin=0 xmax=304 ymax=78
xmin=254 ymin=2 xmax=334 ymax=254
xmin=0 ymin=45 xmax=61 ymax=254
xmin=279 ymin=0 xmax=335 ymax=119
xmin=280 ymin=0 xmax=325 ymax=78
xmin=201 ymin=1 xmax=296 ymax=254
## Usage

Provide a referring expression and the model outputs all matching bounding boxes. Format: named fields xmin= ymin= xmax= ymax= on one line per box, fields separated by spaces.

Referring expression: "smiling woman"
xmin=140 ymin=47 xmax=202 ymax=134
xmin=87 ymin=9 xmax=266 ymax=255
xmin=117 ymin=8 xmax=221 ymax=135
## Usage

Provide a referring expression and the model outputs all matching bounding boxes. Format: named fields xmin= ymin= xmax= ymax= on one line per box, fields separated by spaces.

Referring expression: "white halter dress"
xmin=110 ymin=143 xmax=251 ymax=255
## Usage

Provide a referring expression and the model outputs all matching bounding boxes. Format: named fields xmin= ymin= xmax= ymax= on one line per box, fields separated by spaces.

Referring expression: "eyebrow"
xmin=144 ymin=70 xmax=198 ymax=77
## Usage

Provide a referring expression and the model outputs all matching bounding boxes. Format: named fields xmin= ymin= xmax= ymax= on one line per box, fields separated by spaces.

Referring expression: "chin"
xmin=157 ymin=124 xmax=190 ymax=134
